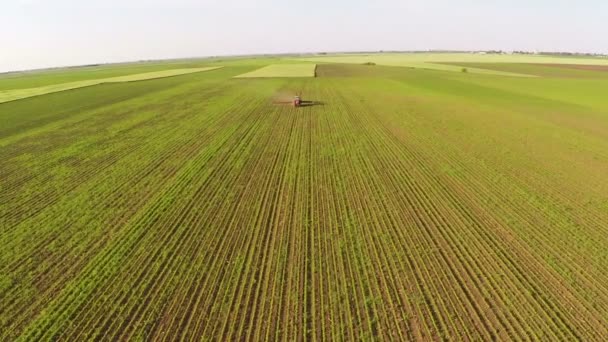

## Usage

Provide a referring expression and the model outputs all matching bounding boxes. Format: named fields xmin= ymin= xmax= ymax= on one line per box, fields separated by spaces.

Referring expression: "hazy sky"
xmin=2 ymin=0 xmax=607 ymax=72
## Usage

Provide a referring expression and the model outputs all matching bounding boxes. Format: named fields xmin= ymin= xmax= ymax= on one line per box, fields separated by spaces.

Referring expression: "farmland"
xmin=1 ymin=55 xmax=608 ymax=340
xmin=0 ymin=67 xmax=221 ymax=104
xmin=235 ymin=63 xmax=317 ymax=78
xmin=298 ymin=53 xmax=608 ymax=77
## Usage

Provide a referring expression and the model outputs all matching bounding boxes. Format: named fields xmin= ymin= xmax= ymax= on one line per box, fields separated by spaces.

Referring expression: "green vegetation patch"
xmin=298 ymin=54 xmax=535 ymax=77
xmin=0 ymin=67 xmax=222 ymax=104
xmin=234 ymin=64 xmax=316 ymax=78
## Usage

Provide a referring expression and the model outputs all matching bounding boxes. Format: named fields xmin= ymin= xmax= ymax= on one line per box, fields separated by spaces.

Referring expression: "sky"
xmin=1 ymin=0 xmax=607 ymax=72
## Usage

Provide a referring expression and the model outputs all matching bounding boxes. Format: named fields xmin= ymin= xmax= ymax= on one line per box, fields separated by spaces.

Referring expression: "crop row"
xmin=0 ymin=77 xmax=271 ymax=339
xmin=2 ymin=68 xmax=607 ymax=340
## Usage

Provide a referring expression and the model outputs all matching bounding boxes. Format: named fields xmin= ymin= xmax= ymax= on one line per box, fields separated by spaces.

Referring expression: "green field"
xmin=298 ymin=53 xmax=608 ymax=76
xmin=1 ymin=55 xmax=608 ymax=340
xmin=0 ymin=67 xmax=221 ymax=104
xmin=235 ymin=63 xmax=317 ymax=78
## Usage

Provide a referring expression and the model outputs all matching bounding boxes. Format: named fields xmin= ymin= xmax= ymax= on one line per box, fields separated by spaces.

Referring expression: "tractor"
xmin=273 ymin=94 xmax=319 ymax=108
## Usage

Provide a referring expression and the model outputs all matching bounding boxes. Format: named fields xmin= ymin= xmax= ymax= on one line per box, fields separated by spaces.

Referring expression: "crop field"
xmin=298 ymin=53 xmax=608 ymax=76
xmin=235 ymin=63 xmax=317 ymax=78
xmin=303 ymin=52 xmax=608 ymax=65
xmin=1 ymin=56 xmax=608 ymax=340
xmin=0 ymin=67 xmax=221 ymax=104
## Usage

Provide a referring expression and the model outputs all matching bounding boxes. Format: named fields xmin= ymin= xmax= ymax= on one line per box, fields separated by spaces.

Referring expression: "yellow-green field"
xmin=234 ymin=63 xmax=316 ymax=78
xmin=0 ymin=67 xmax=222 ymax=104
xmin=297 ymin=53 xmax=608 ymax=76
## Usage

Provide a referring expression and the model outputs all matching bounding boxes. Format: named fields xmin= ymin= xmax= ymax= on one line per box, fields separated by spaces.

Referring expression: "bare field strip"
xmin=298 ymin=52 xmax=608 ymax=66
xmin=234 ymin=64 xmax=316 ymax=78
xmin=0 ymin=67 xmax=222 ymax=104
xmin=1 ymin=62 xmax=608 ymax=340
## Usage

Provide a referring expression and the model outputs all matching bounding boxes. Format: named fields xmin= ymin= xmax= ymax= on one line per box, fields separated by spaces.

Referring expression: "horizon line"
xmin=2 ymin=49 xmax=608 ymax=75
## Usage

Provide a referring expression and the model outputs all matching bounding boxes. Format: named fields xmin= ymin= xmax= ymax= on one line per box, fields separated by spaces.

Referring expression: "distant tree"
xmin=461 ymin=68 xmax=468 ymax=73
